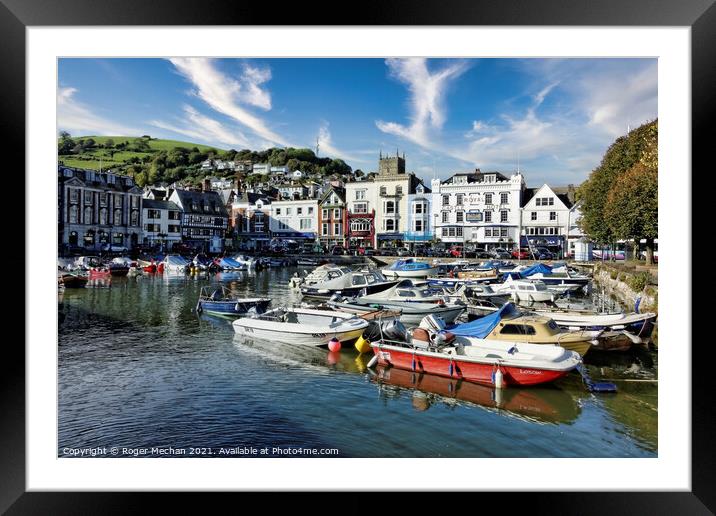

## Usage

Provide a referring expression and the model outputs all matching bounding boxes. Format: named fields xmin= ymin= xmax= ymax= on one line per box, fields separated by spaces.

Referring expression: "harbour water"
xmin=58 ymin=267 xmax=657 ymax=458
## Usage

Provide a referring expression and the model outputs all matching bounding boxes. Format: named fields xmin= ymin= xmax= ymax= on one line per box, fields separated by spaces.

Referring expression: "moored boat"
xmin=382 ymin=258 xmax=438 ymax=278
xmin=232 ymin=307 xmax=370 ymax=347
xmin=369 ymin=334 xmax=581 ymax=388
xmin=195 ymin=285 xmax=271 ymax=317
xmin=59 ymin=272 xmax=88 ymax=288
xmin=293 ymin=264 xmax=399 ymax=298
xmin=492 ymin=275 xmax=556 ymax=303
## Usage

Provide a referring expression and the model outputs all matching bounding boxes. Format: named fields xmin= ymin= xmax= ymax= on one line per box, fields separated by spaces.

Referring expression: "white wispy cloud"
xmin=149 ymin=105 xmax=253 ymax=149
xmin=315 ymin=122 xmax=365 ymax=164
xmin=168 ymin=58 xmax=290 ymax=146
xmin=376 ymin=58 xmax=470 ymax=147
xmin=57 ymin=86 xmax=143 ymax=136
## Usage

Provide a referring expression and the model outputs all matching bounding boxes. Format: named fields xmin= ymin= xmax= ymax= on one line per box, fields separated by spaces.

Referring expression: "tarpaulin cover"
xmin=447 ymin=302 xmax=519 ymax=338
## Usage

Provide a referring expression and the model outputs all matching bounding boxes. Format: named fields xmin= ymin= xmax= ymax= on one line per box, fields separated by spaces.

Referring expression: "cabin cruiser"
xmin=233 ymin=255 xmax=257 ymax=269
xmin=492 ymin=276 xmax=557 ymax=303
xmin=163 ymin=254 xmax=191 ymax=273
xmin=326 ymin=280 xmax=466 ymax=325
xmin=447 ymin=302 xmax=603 ymax=356
xmin=509 ymin=263 xmax=591 ymax=287
xmin=232 ymin=307 xmax=369 ymax=347
xmin=291 ymin=264 xmax=399 ymax=298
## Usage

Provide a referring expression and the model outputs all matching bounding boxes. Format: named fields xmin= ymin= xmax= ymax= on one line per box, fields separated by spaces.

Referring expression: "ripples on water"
xmin=58 ymin=267 xmax=657 ymax=458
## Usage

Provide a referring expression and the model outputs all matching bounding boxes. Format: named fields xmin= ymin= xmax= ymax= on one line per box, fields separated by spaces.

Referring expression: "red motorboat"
xmin=369 ymin=331 xmax=581 ymax=388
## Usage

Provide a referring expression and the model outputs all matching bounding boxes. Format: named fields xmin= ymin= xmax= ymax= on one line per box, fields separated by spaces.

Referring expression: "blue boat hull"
xmin=197 ymin=299 xmax=271 ymax=316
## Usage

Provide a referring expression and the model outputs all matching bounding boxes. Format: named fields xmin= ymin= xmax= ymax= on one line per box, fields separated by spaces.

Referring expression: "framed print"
xmin=6 ymin=0 xmax=713 ymax=512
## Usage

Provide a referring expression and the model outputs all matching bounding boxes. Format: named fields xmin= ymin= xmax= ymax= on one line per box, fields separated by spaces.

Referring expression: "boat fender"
xmin=366 ymin=354 xmax=380 ymax=368
xmin=448 ymin=357 xmax=454 ymax=377
xmin=492 ymin=367 xmax=504 ymax=389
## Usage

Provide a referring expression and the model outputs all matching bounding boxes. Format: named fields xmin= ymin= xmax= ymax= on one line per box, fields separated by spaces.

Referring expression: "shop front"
xmin=521 ymin=235 xmax=566 ymax=258
xmin=376 ymin=232 xmax=405 ymax=250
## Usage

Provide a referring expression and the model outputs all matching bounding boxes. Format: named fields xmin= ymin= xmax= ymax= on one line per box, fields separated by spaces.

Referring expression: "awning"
xmin=524 ymin=235 xmax=564 ymax=246
xmin=376 ymin=233 xmax=405 ymax=240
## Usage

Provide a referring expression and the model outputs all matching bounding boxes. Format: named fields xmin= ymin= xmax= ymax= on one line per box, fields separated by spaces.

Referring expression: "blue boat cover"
xmin=220 ymin=257 xmax=243 ymax=268
xmin=447 ymin=302 xmax=519 ymax=338
xmin=389 ymin=258 xmax=430 ymax=270
xmin=516 ymin=263 xmax=553 ymax=278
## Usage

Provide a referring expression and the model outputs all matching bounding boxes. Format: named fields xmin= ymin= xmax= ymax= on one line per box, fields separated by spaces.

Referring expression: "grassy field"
xmin=59 ymin=136 xmax=226 ymax=171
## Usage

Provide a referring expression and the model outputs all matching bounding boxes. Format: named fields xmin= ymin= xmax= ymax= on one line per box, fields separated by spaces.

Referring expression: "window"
xmin=114 ymin=209 xmax=122 ymax=225
xmin=414 ymin=220 xmax=424 ymax=232
xmin=84 ymin=191 xmax=93 ymax=204
xmin=500 ymin=324 xmax=537 ymax=335
xmin=548 ymin=197 xmax=554 ymax=206
xmin=385 ymin=201 xmax=396 ymax=214
xmin=485 ymin=211 xmax=492 ymax=222
xmin=113 ymin=233 xmax=124 ymax=245
xmin=69 ymin=205 xmax=78 ymax=223
xmin=297 ymin=207 xmax=303 ymax=215
xmin=322 ymin=223 xmax=329 ymax=235
xmin=456 ymin=211 xmax=464 ymax=223
xmin=501 ymin=192 xmax=508 ymax=204
xmin=308 ymin=207 xmax=314 ymax=215
xmin=351 ymin=220 xmax=370 ymax=232
xmin=69 ymin=189 xmax=79 ymax=203
xmin=485 ymin=193 xmax=493 ymax=205
xmin=531 ymin=212 xmax=537 ymax=221
xmin=131 ymin=196 xmax=139 ymax=209
xmin=322 ymin=209 xmax=328 ymax=219
xmin=352 ymin=276 xmax=367 ymax=286
xmin=99 ymin=208 xmax=108 ymax=225
xmin=414 ymin=203 xmax=424 ymax=214
xmin=168 ymin=225 xmax=180 ymax=233
xmin=115 ymin=196 xmax=123 ymax=208
xmin=131 ymin=211 xmax=139 ymax=226
xmin=456 ymin=193 xmax=463 ymax=205
xmin=385 ymin=219 xmax=395 ymax=231
xmin=83 ymin=206 xmax=92 ymax=224
xmin=501 ymin=228 xmax=508 ymax=237
xmin=255 ymin=213 xmax=264 ymax=223
xmin=456 ymin=227 xmax=463 ymax=237
xmin=300 ymin=218 xmax=312 ymax=230
xmin=333 ymin=208 xmax=340 ymax=218
xmin=550 ymin=211 xmax=557 ymax=221
xmin=276 ymin=208 xmax=282 ymax=216
xmin=448 ymin=227 xmax=455 ymax=237
xmin=441 ymin=228 xmax=448 ymax=237
xmin=442 ymin=212 xmax=449 ymax=223
xmin=500 ymin=210 xmax=508 ymax=223
xmin=356 ymin=190 xmax=366 ymax=200
xmin=334 ymin=223 xmax=341 ymax=235
xmin=442 ymin=194 xmax=450 ymax=206
xmin=396 ymin=186 xmax=402 ymax=195
xmin=353 ymin=202 xmax=367 ymax=214
xmin=99 ymin=193 xmax=108 ymax=206
xmin=286 ymin=208 xmax=292 ymax=215
xmin=380 ymin=186 xmax=387 ymax=195
xmin=84 ymin=231 xmax=94 ymax=245
xmin=485 ymin=229 xmax=492 ymax=237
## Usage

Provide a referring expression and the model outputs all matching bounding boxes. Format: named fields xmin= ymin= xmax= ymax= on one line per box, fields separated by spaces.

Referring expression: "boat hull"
xmin=232 ymin=324 xmax=366 ymax=347
xmin=382 ymin=267 xmax=438 ymax=278
xmin=197 ymin=299 xmax=272 ymax=317
xmin=300 ymin=280 xmax=399 ymax=299
xmin=370 ymin=344 xmax=572 ymax=387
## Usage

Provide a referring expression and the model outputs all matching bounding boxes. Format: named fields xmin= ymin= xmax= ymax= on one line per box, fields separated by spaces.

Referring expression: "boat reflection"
xmin=232 ymin=335 xmax=373 ymax=375
xmin=370 ymin=365 xmax=581 ymax=424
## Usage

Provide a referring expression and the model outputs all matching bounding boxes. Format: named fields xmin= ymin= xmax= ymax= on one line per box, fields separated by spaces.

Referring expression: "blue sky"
xmin=58 ymin=57 xmax=657 ymax=186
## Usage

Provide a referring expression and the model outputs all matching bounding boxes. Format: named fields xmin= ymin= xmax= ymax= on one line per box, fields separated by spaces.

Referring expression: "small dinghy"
xmin=232 ymin=307 xmax=370 ymax=347
xmin=195 ymin=286 xmax=272 ymax=317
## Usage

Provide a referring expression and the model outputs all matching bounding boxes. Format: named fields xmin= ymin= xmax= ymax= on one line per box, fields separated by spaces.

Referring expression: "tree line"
xmin=577 ymin=120 xmax=658 ymax=263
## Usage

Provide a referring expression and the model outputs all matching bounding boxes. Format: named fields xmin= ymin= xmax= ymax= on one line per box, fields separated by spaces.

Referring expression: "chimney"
xmin=203 ymin=178 xmax=211 ymax=192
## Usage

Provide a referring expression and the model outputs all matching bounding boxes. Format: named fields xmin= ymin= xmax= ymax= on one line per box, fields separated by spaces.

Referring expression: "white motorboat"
xmin=382 ymin=258 xmax=438 ymax=278
xmin=492 ymin=276 xmax=556 ymax=303
xmin=233 ymin=254 xmax=257 ymax=269
xmin=232 ymin=307 xmax=370 ymax=347
xmin=163 ymin=254 xmax=191 ymax=273
xmin=293 ymin=264 xmax=399 ymax=298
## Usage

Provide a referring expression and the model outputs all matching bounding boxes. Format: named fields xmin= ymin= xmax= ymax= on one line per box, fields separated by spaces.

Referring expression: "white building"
xmin=141 ymin=198 xmax=183 ymax=250
xmin=345 ymin=179 xmax=378 ymax=248
xmin=431 ymin=169 xmax=525 ymax=250
xmin=520 ymin=184 xmax=582 ymax=258
xmin=252 ymin=163 xmax=270 ymax=175
xmin=270 ymin=199 xmax=318 ymax=243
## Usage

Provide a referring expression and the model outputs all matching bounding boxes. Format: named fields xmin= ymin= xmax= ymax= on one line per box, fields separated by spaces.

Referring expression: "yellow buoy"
xmin=354 ymin=336 xmax=371 ymax=354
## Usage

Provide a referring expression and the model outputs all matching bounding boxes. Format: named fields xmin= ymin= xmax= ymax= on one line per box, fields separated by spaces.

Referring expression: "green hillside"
xmin=58 ymin=133 xmax=355 ymax=188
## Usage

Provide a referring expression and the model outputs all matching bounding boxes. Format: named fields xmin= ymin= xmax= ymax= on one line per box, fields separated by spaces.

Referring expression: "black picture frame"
xmin=6 ymin=0 xmax=711 ymax=512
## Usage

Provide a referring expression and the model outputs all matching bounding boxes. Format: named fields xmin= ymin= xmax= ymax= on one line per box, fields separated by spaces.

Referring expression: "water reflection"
xmin=370 ymin=365 xmax=582 ymax=424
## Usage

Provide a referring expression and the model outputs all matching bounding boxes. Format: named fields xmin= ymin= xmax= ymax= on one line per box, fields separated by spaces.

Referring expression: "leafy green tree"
xmin=603 ymin=162 xmax=658 ymax=263
xmin=577 ymin=119 xmax=657 ymax=246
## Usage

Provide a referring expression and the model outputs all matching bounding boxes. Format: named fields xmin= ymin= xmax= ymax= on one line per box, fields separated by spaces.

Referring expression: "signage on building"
xmin=466 ymin=210 xmax=483 ymax=222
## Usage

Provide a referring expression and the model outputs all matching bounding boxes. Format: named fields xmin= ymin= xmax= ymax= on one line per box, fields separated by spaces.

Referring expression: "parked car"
xmin=511 ymin=247 xmax=531 ymax=260
xmin=413 ymin=246 xmax=428 ymax=257
xmin=331 ymin=245 xmax=346 ymax=255
xmin=490 ymin=248 xmax=512 ymax=259
xmin=397 ymin=247 xmax=411 ymax=257
xmin=448 ymin=246 xmax=464 ymax=258
xmin=363 ymin=247 xmax=376 ymax=256
xmin=534 ymin=247 xmax=554 ymax=260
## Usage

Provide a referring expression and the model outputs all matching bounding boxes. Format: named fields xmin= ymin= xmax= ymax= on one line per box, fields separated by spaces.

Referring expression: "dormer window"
xmin=416 ymin=185 xmax=424 ymax=194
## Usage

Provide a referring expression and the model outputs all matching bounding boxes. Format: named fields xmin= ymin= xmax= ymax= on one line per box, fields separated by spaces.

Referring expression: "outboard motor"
xmin=381 ymin=319 xmax=409 ymax=342
xmin=419 ymin=314 xmax=447 ymax=332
